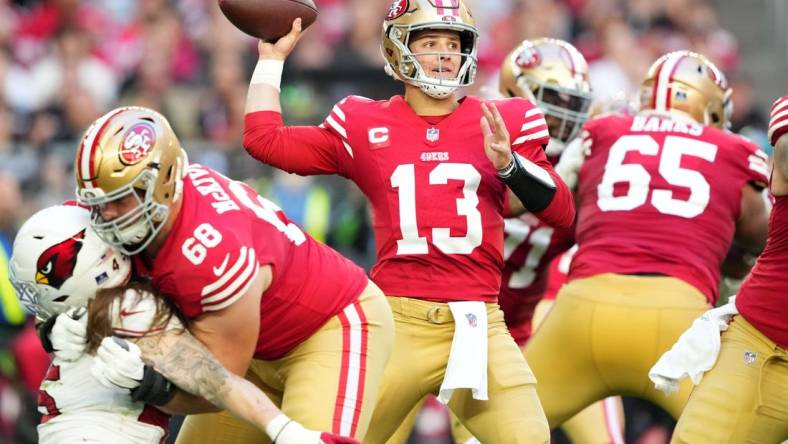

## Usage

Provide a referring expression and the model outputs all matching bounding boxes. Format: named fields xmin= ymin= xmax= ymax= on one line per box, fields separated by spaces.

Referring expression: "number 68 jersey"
xmin=132 ymin=164 xmax=368 ymax=360
xmin=570 ymin=112 xmax=769 ymax=304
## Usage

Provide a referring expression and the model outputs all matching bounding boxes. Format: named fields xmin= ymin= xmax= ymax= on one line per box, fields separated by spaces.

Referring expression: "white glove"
xmin=49 ymin=307 xmax=88 ymax=362
xmin=265 ymin=414 xmax=322 ymax=444
xmin=90 ymin=337 xmax=145 ymax=392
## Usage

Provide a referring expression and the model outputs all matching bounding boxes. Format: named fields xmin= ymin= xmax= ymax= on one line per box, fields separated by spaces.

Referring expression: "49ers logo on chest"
xmin=386 ymin=0 xmax=408 ymax=20
xmin=119 ymin=122 xmax=156 ymax=165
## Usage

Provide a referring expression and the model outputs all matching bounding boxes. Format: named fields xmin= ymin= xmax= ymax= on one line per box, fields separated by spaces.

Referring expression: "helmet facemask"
xmin=520 ymin=76 xmax=593 ymax=153
xmin=79 ymin=168 xmax=170 ymax=255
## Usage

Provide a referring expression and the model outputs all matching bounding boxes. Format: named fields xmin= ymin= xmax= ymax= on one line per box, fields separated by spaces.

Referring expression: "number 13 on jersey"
xmin=391 ymin=163 xmax=483 ymax=255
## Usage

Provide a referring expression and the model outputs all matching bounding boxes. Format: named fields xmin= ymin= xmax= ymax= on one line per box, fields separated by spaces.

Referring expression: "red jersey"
xmin=542 ymin=245 xmax=576 ymax=302
xmin=499 ymin=213 xmax=574 ymax=344
xmin=244 ymin=95 xmax=574 ymax=302
xmin=133 ymin=164 xmax=368 ymax=360
xmin=570 ymin=113 xmax=769 ymax=304
xmin=736 ymin=195 xmax=788 ymax=348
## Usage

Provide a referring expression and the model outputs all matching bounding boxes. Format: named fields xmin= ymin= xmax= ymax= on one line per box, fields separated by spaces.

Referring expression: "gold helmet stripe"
xmin=653 ymin=52 xmax=688 ymax=113
xmin=77 ymin=108 xmax=126 ymax=189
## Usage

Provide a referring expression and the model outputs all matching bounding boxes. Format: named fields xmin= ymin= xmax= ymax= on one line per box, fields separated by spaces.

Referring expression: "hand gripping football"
xmin=218 ymin=0 xmax=318 ymax=42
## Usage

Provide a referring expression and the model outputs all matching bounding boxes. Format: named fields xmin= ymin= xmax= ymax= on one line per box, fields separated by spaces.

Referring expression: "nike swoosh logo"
xmin=119 ymin=309 xmax=145 ymax=317
xmin=213 ymin=253 xmax=230 ymax=276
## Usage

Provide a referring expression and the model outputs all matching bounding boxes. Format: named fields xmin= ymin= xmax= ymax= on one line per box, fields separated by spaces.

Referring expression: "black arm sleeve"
xmin=498 ymin=153 xmax=557 ymax=213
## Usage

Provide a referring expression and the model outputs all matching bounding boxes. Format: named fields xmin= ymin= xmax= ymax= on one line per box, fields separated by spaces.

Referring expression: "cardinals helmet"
xmin=639 ymin=50 xmax=731 ymax=129
xmin=499 ymin=38 xmax=592 ymax=154
xmin=381 ymin=0 xmax=478 ymax=99
xmin=9 ymin=205 xmax=131 ymax=319
xmin=74 ymin=107 xmax=187 ymax=255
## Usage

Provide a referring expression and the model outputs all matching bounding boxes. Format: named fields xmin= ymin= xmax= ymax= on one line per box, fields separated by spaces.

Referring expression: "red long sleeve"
xmin=243 ymin=111 xmax=349 ymax=176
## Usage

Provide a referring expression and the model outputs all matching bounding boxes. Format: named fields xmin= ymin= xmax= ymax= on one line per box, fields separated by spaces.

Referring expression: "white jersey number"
xmin=391 ymin=163 xmax=482 ymax=255
xmin=502 ymin=219 xmax=554 ymax=289
xmin=228 ymin=181 xmax=306 ymax=246
xmin=181 ymin=180 xmax=307 ymax=265
xmin=597 ymin=135 xmax=717 ymax=218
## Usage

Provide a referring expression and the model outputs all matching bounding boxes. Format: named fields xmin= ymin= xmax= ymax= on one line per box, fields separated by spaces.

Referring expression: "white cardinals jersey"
xmin=37 ymin=289 xmax=181 ymax=444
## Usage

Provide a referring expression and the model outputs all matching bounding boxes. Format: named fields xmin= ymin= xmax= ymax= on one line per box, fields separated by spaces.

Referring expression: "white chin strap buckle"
xmin=420 ymin=83 xmax=457 ymax=99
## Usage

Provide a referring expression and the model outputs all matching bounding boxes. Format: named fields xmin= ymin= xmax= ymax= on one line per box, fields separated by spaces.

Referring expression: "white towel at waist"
xmin=649 ymin=296 xmax=738 ymax=395
xmin=437 ymin=301 xmax=488 ymax=404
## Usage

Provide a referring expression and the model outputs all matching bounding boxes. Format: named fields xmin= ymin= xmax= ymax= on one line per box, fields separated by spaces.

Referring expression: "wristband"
xmin=266 ymin=413 xmax=293 ymax=443
xmin=251 ymin=59 xmax=284 ymax=91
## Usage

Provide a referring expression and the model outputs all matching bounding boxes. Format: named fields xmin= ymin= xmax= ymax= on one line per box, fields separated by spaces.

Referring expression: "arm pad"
xmin=131 ymin=365 xmax=176 ymax=406
xmin=498 ymin=153 xmax=557 ymax=213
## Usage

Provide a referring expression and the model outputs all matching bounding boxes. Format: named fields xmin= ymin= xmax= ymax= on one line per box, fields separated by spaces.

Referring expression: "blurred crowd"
xmin=0 ymin=0 xmax=777 ymax=443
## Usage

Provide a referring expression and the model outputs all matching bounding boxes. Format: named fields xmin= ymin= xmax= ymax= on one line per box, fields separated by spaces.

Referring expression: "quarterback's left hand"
xmin=480 ymin=102 xmax=513 ymax=170
xmin=91 ymin=336 xmax=144 ymax=392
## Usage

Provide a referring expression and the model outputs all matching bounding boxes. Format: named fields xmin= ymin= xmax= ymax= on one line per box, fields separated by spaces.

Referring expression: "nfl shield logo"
xmin=743 ymin=351 xmax=757 ymax=365
xmin=465 ymin=313 xmax=477 ymax=328
xmin=426 ymin=127 xmax=440 ymax=142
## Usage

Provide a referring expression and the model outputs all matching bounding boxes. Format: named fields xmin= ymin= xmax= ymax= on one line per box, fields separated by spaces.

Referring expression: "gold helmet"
xmin=639 ymin=50 xmax=731 ymax=129
xmin=499 ymin=38 xmax=592 ymax=153
xmin=381 ymin=0 xmax=478 ymax=99
xmin=75 ymin=107 xmax=187 ymax=255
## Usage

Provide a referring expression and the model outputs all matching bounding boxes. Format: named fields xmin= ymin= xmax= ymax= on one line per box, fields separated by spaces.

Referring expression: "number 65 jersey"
xmin=569 ymin=112 xmax=768 ymax=304
xmin=132 ymin=164 xmax=368 ymax=360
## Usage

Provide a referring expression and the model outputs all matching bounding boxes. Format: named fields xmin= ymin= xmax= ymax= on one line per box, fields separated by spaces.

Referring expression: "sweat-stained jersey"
xmin=569 ymin=112 xmax=769 ymax=304
xmin=132 ymin=164 xmax=368 ymax=360
xmin=499 ymin=213 xmax=574 ymax=344
xmin=244 ymin=95 xmax=574 ymax=302
xmin=37 ymin=290 xmax=175 ymax=444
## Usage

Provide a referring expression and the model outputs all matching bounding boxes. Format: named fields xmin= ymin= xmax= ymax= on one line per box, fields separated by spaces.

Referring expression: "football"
xmin=218 ymin=0 xmax=318 ymax=42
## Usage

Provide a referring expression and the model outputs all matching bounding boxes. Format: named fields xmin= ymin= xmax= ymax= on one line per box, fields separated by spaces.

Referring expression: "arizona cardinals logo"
xmin=36 ymin=230 xmax=85 ymax=289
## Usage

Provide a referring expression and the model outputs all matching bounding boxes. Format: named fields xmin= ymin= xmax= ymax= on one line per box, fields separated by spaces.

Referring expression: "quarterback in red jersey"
xmin=669 ymin=96 xmax=788 ymax=443
xmin=73 ymin=107 xmax=393 ymax=444
xmin=242 ymin=1 xmax=574 ymax=441
xmin=523 ymin=50 xmax=770 ymax=431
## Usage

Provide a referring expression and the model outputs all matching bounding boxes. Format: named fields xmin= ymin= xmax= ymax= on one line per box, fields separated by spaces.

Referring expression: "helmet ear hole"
xmin=53 ymin=295 xmax=68 ymax=303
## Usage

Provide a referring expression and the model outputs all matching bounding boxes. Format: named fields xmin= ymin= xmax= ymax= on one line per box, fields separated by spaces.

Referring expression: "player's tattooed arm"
xmin=132 ymin=330 xmax=280 ymax=428
xmin=133 ymin=330 xmax=229 ymax=406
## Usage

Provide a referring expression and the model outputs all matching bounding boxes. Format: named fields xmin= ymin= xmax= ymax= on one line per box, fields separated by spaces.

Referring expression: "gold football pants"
xmin=672 ymin=315 xmax=788 ymax=443
xmin=174 ymin=281 xmax=394 ymax=443
xmin=366 ymin=296 xmax=549 ymax=444
xmin=524 ymin=273 xmax=709 ymax=429
xmin=390 ymin=297 xmax=625 ymax=444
